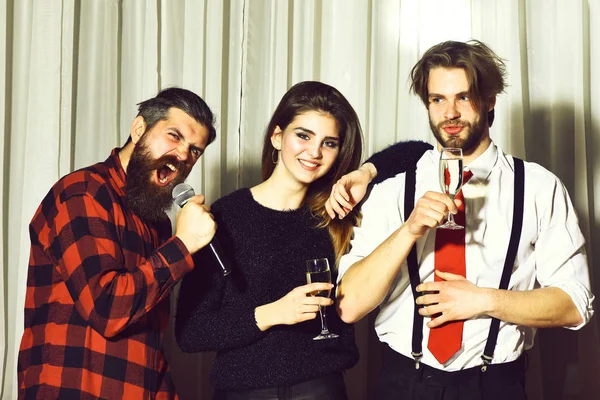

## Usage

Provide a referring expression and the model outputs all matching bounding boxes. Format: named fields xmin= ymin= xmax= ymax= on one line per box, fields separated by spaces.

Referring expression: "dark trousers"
xmin=377 ymin=345 xmax=527 ymax=400
xmin=213 ymin=372 xmax=348 ymax=400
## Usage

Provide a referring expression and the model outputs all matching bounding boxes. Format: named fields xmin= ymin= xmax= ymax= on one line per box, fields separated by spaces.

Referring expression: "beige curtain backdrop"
xmin=1 ymin=0 xmax=599 ymax=399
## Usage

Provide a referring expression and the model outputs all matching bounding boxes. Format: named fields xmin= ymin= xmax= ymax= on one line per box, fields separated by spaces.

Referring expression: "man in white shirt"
xmin=329 ymin=40 xmax=594 ymax=399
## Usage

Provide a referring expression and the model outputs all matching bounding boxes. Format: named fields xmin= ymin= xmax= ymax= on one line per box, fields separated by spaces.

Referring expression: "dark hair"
xmin=261 ymin=81 xmax=363 ymax=262
xmin=126 ymin=87 xmax=216 ymax=144
xmin=410 ymin=40 xmax=506 ymax=126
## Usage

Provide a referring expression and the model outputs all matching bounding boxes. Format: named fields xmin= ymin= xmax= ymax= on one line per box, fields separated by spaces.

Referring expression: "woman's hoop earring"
xmin=272 ymin=149 xmax=279 ymax=164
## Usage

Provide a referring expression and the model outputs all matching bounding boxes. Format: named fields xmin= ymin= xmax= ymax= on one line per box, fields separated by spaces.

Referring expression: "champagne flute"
xmin=306 ymin=258 xmax=338 ymax=340
xmin=438 ymin=147 xmax=464 ymax=229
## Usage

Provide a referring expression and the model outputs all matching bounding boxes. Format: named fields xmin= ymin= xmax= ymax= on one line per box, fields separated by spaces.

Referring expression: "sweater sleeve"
xmin=174 ymin=240 xmax=265 ymax=353
xmin=366 ymin=140 xmax=433 ymax=184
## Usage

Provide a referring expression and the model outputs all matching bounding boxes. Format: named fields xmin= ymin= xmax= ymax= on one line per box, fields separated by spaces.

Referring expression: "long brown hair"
xmin=410 ymin=40 xmax=507 ymax=127
xmin=261 ymin=81 xmax=363 ymax=263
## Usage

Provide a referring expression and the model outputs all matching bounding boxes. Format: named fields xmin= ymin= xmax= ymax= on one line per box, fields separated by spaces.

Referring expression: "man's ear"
xmin=130 ymin=116 xmax=146 ymax=145
xmin=486 ymin=97 xmax=498 ymax=127
xmin=270 ymin=126 xmax=283 ymax=150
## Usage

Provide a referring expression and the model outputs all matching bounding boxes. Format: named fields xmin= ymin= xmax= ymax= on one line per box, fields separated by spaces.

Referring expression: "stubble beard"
xmin=429 ymin=111 xmax=488 ymax=155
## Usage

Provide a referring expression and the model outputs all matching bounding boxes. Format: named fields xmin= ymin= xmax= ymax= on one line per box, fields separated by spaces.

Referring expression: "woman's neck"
xmin=250 ymin=173 xmax=309 ymax=211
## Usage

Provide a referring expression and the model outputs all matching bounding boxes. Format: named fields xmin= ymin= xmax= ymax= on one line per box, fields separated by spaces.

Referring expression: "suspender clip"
xmin=411 ymin=352 xmax=423 ymax=369
xmin=480 ymin=354 xmax=493 ymax=372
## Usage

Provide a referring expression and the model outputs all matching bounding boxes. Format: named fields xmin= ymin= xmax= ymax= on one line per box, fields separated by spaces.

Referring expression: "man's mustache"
xmin=438 ymin=120 xmax=469 ymax=129
xmin=146 ymin=154 xmax=189 ymax=178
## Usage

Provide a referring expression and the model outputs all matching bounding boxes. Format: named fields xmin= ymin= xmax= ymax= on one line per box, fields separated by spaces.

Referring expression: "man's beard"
xmin=125 ymin=139 xmax=190 ymax=223
xmin=429 ymin=111 xmax=488 ymax=155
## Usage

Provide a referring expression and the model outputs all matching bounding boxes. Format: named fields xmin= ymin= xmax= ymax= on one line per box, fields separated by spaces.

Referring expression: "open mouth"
xmin=155 ymin=162 xmax=178 ymax=186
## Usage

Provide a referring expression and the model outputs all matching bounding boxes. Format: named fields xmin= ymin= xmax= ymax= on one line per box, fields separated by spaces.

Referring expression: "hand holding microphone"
xmin=172 ymin=183 xmax=232 ymax=276
xmin=172 ymin=188 xmax=216 ymax=255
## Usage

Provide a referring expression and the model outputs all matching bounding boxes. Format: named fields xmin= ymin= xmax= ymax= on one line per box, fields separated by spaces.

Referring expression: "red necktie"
xmin=427 ymin=170 xmax=473 ymax=364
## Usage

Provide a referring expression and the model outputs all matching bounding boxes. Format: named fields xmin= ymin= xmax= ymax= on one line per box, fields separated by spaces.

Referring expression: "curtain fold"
xmin=1 ymin=1 xmax=598 ymax=399
xmin=0 ymin=0 xmax=7 ymax=396
xmin=588 ymin=0 xmax=599 ymax=277
xmin=3 ymin=1 xmax=74 ymax=398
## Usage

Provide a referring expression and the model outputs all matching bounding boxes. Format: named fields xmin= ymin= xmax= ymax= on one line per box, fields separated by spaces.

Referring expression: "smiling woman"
xmin=269 ymin=110 xmax=340 ymax=187
xmin=259 ymin=81 xmax=364 ymax=261
xmin=175 ymin=81 xmax=363 ymax=399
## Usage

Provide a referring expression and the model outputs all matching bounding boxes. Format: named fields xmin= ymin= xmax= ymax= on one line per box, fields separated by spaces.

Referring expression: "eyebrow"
xmin=428 ymin=91 xmax=470 ymax=99
xmin=169 ymin=127 xmax=205 ymax=154
xmin=295 ymin=127 xmax=340 ymax=141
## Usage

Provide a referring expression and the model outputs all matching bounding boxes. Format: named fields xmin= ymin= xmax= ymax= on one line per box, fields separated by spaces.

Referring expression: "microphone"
xmin=172 ymin=183 xmax=232 ymax=277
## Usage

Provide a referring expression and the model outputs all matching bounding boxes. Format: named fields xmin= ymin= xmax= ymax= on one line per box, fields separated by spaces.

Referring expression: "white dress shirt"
xmin=338 ymin=143 xmax=594 ymax=371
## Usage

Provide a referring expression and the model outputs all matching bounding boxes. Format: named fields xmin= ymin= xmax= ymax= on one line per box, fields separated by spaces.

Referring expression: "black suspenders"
xmin=404 ymin=157 xmax=525 ymax=371
xmin=404 ymin=166 xmax=425 ymax=368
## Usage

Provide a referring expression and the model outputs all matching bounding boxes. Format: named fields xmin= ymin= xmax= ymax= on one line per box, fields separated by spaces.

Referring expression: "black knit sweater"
xmin=175 ymin=188 xmax=358 ymax=391
xmin=366 ymin=140 xmax=433 ymax=184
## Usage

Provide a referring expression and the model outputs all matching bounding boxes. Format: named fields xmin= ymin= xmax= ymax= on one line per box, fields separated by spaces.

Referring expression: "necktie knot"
xmin=463 ymin=169 xmax=473 ymax=185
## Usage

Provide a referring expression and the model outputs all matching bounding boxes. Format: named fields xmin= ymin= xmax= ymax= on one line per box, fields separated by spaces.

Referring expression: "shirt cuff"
xmin=552 ymin=282 xmax=595 ymax=330
xmin=153 ymin=236 xmax=194 ymax=282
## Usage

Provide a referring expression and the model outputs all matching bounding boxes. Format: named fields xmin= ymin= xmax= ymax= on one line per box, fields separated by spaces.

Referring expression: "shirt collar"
xmin=465 ymin=141 xmax=498 ymax=183
xmin=107 ymin=147 xmax=127 ymax=195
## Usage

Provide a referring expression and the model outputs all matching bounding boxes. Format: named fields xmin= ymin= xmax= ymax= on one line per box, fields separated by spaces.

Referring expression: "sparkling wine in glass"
xmin=306 ymin=258 xmax=338 ymax=340
xmin=438 ymin=147 xmax=464 ymax=229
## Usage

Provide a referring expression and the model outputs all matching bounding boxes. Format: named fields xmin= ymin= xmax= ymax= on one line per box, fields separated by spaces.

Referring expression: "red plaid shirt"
xmin=18 ymin=149 xmax=194 ymax=399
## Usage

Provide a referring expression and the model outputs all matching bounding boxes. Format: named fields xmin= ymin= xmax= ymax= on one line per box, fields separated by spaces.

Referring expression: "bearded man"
xmin=18 ymin=88 xmax=217 ymax=399
xmin=327 ymin=41 xmax=593 ymax=399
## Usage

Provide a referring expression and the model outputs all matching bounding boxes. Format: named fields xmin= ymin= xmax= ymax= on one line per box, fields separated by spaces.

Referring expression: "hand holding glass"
xmin=306 ymin=258 xmax=338 ymax=340
xmin=438 ymin=147 xmax=464 ymax=229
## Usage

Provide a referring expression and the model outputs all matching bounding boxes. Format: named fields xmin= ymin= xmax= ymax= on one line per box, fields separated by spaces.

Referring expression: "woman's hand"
xmin=254 ymin=283 xmax=334 ymax=331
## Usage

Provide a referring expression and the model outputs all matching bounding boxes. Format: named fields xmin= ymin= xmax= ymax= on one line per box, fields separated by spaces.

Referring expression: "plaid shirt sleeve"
xmin=40 ymin=174 xmax=194 ymax=338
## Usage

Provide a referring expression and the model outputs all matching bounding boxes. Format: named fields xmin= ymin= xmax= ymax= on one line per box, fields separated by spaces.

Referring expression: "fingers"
xmin=186 ymin=194 xmax=206 ymax=205
xmin=411 ymin=209 xmax=444 ymax=231
xmin=418 ymin=303 xmax=443 ymax=317
xmin=295 ymin=284 xmax=334 ymax=308
xmin=435 ymin=270 xmax=464 ymax=281
xmin=185 ymin=203 xmax=212 ymax=215
xmin=415 ymin=292 xmax=442 ymax=321
xmin=423 ymin=191 xmax=458 ymax=214
xmin=415 ymin=292 xmax=439 ymax=306
xmin=406 ymin=192 xmax=461 ymax=235
xmin=325 ymin=199 xmax=335 ymax=219
xmin=334 ymin=181 xmax=352 ymax=205
xmin=301 ymin=282 xmax=334 ymax=295
xmin=174 ymin=192 xmax=217 ymax=253
xmin=419 ymin=193 xmax=453 ymax=217
xmin=291 ymin=290 xmax=332 ymax=323
xmin=427 ymin=313 xmax=450 ymax=328
xmin=416 ymin=281 xmax=442 ymax=293
xmin=182 ymin=197 xmax=212 ymax=215
xmin=409 ymin=197 xmax=445 ymax=224
xmin=416 ymin=296 xmax=451 ymax=328
xmin=304 ymin=296 xmax=334 ymax=307
xmin=326 ymin=196 xmax=347 ymax=220
xmin=328 ymin=200 xmax=349 ymax=220
xmin=297 ymin=311 xmax=319 ymax=322
xmin=333 ymin=193 xmax=353 ymax=215
xmin=276 ymin=283 xmax=337 ymax=326
xmin=300 ymin=304 xmax=321 ymax=314
xmin=326 ymin=182 xmax=352 ymax=219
